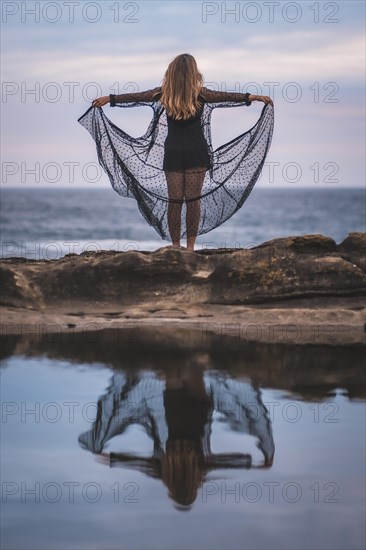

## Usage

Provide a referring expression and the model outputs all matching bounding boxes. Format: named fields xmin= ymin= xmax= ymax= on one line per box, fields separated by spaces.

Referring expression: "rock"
xmin=0 ymin=233 xmax=365 ymax=344
xmin=338 ymin=231 xmax=366 ymax=273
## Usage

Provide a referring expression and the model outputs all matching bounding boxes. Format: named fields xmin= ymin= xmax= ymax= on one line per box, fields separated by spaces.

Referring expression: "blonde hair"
xmin=161 ymin=440 xmax=203 ymax=507
xmin=160 ymin=53 xmax=204 ymax=120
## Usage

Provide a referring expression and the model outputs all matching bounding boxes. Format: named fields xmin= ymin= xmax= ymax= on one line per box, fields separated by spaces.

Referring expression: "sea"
xmin=1 ymin=186 xmax=365 ymax=259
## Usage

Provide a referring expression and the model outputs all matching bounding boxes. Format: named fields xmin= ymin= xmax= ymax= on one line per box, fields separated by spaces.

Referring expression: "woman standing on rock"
xmin=79 ymin=53 xmax=274 ymax=251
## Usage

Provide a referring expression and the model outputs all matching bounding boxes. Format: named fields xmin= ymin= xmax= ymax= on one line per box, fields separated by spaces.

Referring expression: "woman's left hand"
xmin=92 ymin=96 xmax=109 ymax=108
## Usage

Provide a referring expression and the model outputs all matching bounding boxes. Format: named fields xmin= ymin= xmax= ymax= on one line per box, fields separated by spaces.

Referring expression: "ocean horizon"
xmin=1 ymin=186 xmax=365 ymax=260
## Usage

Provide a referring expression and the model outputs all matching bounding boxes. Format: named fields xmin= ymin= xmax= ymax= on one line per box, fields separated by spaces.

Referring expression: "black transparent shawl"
xmin=78 ymin=88 xmax=274 ymax=240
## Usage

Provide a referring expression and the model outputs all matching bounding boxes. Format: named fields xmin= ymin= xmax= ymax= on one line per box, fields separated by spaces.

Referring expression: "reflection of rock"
xmin=2 ymin=328 xmax=365 ymax=401
xmin=1 ymin=233 xmax=365 ymax=344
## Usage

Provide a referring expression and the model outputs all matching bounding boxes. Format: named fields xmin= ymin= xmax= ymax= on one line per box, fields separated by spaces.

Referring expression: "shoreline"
xmin=1 ymin=232 xmax=365 ymax=346
xmin=1 ymin=301 xmax=365 ymax=346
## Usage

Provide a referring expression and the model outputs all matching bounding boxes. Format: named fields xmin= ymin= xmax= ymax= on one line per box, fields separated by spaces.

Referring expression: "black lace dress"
xmin=78 ymin=87 xmax=274 ymax=241
xmin=163 ymin=102 xmax=211 ymax=172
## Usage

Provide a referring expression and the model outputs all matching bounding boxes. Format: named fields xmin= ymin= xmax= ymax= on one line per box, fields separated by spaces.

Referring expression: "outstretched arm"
xmin=92 ymin=87 xmax=162 ymax=108
xmin=201 ymin=87 xmax=273 ymax=106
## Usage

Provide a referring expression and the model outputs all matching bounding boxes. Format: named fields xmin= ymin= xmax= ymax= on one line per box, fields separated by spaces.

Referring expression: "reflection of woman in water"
xmin=80 ymin=53 xmax=274 ymax=250
xmin=79 ymin=354 xmax=275 ymax=509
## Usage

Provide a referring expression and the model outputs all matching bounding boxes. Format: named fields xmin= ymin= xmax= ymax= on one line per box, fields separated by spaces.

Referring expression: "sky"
xmin=1 ymin=0 xmax=365 ymax=188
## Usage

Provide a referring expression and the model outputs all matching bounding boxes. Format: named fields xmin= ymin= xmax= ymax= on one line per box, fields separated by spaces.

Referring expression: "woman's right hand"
xmin=249 ymin=95 xmax=273 ymax=106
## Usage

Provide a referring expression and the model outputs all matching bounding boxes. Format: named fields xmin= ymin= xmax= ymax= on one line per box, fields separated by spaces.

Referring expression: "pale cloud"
xmin=199 ymin=32 xmax=364 ymax=81
xmin=1 ymin=1 xmax=364 ymax=188
xmin=2 ymin=29 xmax=363 ymax=85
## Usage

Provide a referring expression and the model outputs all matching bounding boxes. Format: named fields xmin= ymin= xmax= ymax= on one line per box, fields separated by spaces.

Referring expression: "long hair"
xmin=159 ymin=53 xmax=204 ymax=120
xmin=161 ymin=439 xmax=204 ymax=508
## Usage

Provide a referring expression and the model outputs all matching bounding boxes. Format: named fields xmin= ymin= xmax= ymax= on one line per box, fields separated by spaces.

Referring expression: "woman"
xmin=83 ymin=53 xmax=274 ymax=251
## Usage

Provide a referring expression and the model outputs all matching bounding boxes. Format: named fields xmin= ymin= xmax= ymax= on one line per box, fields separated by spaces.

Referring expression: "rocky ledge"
xmin=1 ymin=233 xmax=365 ymax=345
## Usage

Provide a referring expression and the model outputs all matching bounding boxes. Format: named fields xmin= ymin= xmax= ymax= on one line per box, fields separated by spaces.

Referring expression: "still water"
xmin=1 ymin=328 xmax=365 ymax=550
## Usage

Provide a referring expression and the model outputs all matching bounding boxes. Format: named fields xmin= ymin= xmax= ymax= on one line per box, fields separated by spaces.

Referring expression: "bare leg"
xmin=165 ymin=171 xmax=184 ymax=246
xmin=184 ymin=168 xmax=206 ymax=251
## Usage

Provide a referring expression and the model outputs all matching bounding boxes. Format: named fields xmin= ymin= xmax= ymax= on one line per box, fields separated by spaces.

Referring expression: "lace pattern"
xmin=78 ymin=87 xmax=274 ymax=240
